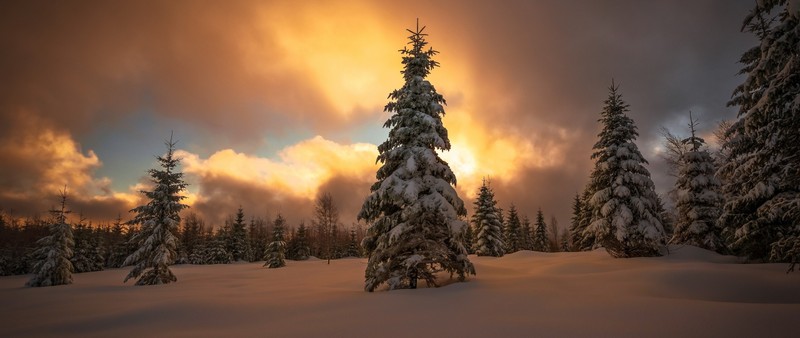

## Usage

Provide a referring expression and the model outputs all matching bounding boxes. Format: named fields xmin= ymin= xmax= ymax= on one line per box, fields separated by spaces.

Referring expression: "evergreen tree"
xmin=521 ymin=216 xmax=533 ymax=251
xmin=720 ymin=1 xmax=800 ymax=267
xmin=472 ymin=179 xmax=505 ymax=257
xmin=560 ymin=227 xmax=571 ymax=252
xmin=106 ymin=214 xmax=128 ymax=268
xmin=27 ymin=189 xmax=75 ymax=287
xmin=248 ymin=217 xmax=269 ymax=263
xmin=228 ymin=207 xmax=248 ymax=261
xmin=504 ymin=205 xmax=523 ymax=253
xmin=264 ymin=214 xmax=287 ymax=269
xmin=568 ymin=193 xmax=585 ymax=250
xmin=358 ymin=22 xmax=475 ymax=291
xmin=123 ymin=135 xmax=189 ymax=285
xmin=346 ymin=228 xmax=362 ymax=258
xmin=532 ymin=209 xmax=549 ymax=252
xmin=287 ymin=221 xmax=311 ymax=260
xmin=670 ymin=113 xmax=725 ymax=252
xmin=585 ymin=82 xmax=665 ymax=258
xmin=70 ymin=217 xmax=93 ymax=273
xmin=203 ymin=230 xmax=233 ymax=264
xmin=463 ymin=222 xmax=475 ymax=254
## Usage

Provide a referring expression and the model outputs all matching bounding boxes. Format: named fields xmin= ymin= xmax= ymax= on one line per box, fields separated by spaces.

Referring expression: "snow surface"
xmin=2 ymin=246 xmax=799 ymax=337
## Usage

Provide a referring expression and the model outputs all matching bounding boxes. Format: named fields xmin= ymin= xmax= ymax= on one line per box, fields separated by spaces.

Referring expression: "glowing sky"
xmin=0 ymin=0 xmax=753 ymax=226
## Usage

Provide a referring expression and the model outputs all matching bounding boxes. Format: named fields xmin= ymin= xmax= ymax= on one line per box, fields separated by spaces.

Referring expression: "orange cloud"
xmin=0 ymin=111 xmax=136 ymax=221
xmin=178 ymin=136 xmax=379 ymax=203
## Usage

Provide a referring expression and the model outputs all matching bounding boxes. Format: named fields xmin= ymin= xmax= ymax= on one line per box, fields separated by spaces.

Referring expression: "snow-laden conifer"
xmin=123 ymin=135 xmax=188 ymax=285
xmin=586 ymin=82 xmax=666 ymax=258
xmin=532 ymin=209 xmax=549 ymax=252
xmin=264 ymin=214 xmax=287 ymax=269
xmin=27 ymin=189 xmax=74 ymax=287
xmin=504 ymin=204 xmax=523 ymax=253
xmin=358 ymin=21 xmax=475 ymax=291
xmin=670 ymin=114 xmax=725 ymax=252
xmin=472 ymin=179 xmax=506 ymax=257
xmin=720 ymin=1 xmax=800 ymax=266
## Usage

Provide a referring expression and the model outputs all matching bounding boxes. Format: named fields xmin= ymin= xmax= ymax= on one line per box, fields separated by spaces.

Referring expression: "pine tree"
xmin=27 ymin=189 xmax=74 ymax=287
xmin=720 ymin=1 xmax=800 ymax=267
xmin=287 ymin=221 xmax=311 ymax=260
xmin=358 ymin=21 xmax=475 ymax=291
xmin=568 ymin=193 xmax=585 ymax=250
xmin=521 ymin=216 xmax=533 ymax=251
xmin=560 ymin=227 xmax=571 ymax=252
xmin=463 ymin=222 xmax=475 ymax=254
xmin=203 ymin=230 xmax=233 ymax=264
xmin=586 ymin=82 xmax=666 ymax=258
xmin=532 ymin=209 xmax=549 ymax=252
xmin=670 ymin=113 xmax=725 ymax=252
xmin=504 ymin=204 xmax=523 ymax=253
xmin=264 ymin=214 xmax=287 ymax=269
xmin=346 ymin=228 xmax=362 ymax=258
xmin=106 ymin=214 xmax=128 ymax=268
xmin=70 ymin=217 xmax=93 ymax=273
xmin=227 ymin=207 xmax=248 ymax=261
xmin=123 ymin=134 xmax=189 ymax=285
xmin=472 ymin=179 xmax=506 ymax=257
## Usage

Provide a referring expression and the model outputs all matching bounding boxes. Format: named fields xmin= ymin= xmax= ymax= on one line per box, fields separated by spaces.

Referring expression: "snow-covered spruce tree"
xmin=358 ymin=22 xmax=475 ymax=291
xmin=264 ymin=214 xmax=287 ymax=269
xmin=27 ymin=189 xmax=74 ymax=287
xmin=123 ymin=135 xmax=189 ymax=285
xmin=228 ymin=207 xmax=248 ymax=261
xmin=472 ymin=179 xmax=506 ymax=257
xmin=585 ymin=82 xmax=666 ymax=258
xmin=670 ymin=114 xmax=725 ymax=252
xmin=720 ymin=1 xmax=800 ymax=266
xmin=532 ymin=209 xmax=549 ymax=252
xmin=504 ymin=204 xmax=523 ymax=253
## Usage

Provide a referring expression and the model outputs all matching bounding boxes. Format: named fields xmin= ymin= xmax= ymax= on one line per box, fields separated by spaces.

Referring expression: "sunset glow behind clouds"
xmin=0 ymin=0 xmax=752 ymax=226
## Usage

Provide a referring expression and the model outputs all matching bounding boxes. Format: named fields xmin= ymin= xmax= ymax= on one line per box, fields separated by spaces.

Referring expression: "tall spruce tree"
xmin=504 ymin=204 xmax=523 ymax=253
xmin=27 ymin=189 xmax=74 ymax=287
xmin=123 ymin=135 xmax=189 ymax=285
xmin=264 ymin=214 xmax=287 ymax=269
xmin=532 ymin=209 xmax=549 ymax=252
xmin=720 ymin=1 xmax=800 ymax=267
xmin=472 ymin=179 xmax=506 ymax=257
xmin=228 ymin=207 xmax=248 ymax=261
xmin=358 ymin=21 xmax=475 ymax=291
xmin=585 ymin=82 xmax=665 ymax=258
xmin=670 ymin=113 xmax=725 ymax=252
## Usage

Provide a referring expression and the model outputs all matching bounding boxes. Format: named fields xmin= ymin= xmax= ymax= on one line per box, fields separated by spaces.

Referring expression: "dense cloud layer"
xmin=0 ymin=0 xmax=754 ymax=228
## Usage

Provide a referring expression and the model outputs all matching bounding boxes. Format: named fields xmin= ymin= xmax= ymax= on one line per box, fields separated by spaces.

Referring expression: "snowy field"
xmin=2 ymin=246 xmax=798 ymax=337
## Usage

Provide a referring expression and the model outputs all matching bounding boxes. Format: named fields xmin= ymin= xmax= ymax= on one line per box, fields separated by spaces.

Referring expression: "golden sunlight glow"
xmin=177 ymin=136 xmax=379 ymax=203
xmin=249 ymin=2 xmax=402 ymax=117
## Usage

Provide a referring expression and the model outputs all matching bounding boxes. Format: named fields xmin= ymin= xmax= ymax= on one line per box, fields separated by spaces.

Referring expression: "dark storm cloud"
xmin=0 ymin=0 xmax=344 ymax=140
